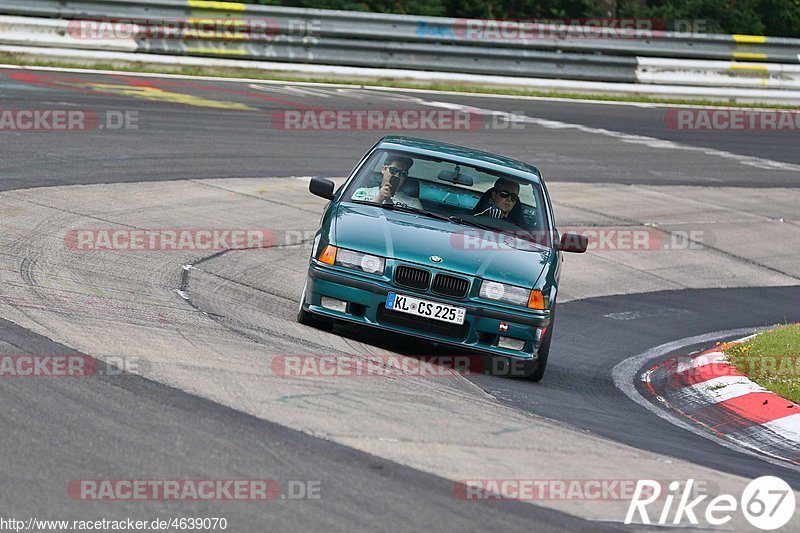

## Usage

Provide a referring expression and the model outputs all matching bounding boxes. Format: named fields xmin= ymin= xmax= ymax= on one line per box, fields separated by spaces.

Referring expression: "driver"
xmin=352 ymin=155 xmax=422 ymax=210
xmin=474 ymin=178 xmax=520 ymax=219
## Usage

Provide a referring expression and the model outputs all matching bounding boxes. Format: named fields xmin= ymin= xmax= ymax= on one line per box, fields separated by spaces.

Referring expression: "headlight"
xmin=480 ymin=280 xmax=545 ymax=309
xmin=480 ymin=280 xmax=528 ymax=306
xmin=335 ymin=248 xmax=385 ymax=275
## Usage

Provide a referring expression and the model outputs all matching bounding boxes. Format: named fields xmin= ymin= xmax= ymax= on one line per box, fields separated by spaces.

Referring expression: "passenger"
xmin=352 ymin=155 xmax=422 ymax=210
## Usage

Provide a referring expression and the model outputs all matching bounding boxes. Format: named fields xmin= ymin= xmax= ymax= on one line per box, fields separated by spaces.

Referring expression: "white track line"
xmin=682 ymin=376 xmax=767 ymax=403
xmin=675 ymin=351 xmax=727 ymax=372
xmin=764 ymin=413 xmax=800 ymax=442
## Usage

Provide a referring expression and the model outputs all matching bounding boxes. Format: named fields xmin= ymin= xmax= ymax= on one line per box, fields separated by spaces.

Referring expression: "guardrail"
xmin=0 ymin=0 xmax=798 ymax=93
xmin=0 ymin=12 xmax=640 ymax=83
xmin=1 ymin=0 xmax=798 ymax=64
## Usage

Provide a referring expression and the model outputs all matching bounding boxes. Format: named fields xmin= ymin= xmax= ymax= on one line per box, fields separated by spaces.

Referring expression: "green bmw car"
xmin=298 ymin=136 xmax=586 ymax=381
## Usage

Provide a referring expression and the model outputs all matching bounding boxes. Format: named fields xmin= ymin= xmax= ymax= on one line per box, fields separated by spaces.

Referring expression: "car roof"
xmin=376 ymin=136 xmax=542 ymax=183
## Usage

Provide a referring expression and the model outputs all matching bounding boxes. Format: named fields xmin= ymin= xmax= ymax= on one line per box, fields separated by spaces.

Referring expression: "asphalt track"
xmin=1 ymin=67 xmax=798 ymax=189
xmin=1 ymin=66 xmax=799 ymax=529
xmin=0 ymin=316 xmax=598 ymax=531
xmin=469 ymin=287 xmax=800 ymax=485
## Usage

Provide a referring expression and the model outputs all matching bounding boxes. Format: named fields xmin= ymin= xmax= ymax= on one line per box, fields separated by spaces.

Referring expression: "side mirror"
xmin=309 ymin=176 xmax=335 ymax=200
xmin=558 ymin=232 xmax=588 ymax=253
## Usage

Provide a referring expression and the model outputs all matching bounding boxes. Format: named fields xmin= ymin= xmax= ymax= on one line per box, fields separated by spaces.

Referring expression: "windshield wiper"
xmin=448 ymin=216 xmax=500 ymax=233
xmin=449 ymin=216 xmax=549 ymax=250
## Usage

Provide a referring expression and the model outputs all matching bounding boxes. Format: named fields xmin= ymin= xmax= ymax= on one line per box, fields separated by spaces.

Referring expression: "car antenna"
xmin=453 ymin=164 xmax=461 ymax=181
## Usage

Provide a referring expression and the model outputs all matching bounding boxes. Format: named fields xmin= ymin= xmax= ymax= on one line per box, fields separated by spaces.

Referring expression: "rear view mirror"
xmin=309 ymin=176 xmax=335 ymax=200
xmin=437 ymin=170 xmax=473 ymax=186
xmin=558 ymin=232 xmax=588 ymax=253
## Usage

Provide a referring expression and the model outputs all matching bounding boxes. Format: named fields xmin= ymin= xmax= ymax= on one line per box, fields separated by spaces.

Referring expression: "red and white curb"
xmin=643 ymin=335 xmax=800 ymax=465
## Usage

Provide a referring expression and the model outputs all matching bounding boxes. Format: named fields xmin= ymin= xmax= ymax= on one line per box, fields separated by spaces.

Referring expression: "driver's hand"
xmin=375 ymin=183 xmax=393 ymax=203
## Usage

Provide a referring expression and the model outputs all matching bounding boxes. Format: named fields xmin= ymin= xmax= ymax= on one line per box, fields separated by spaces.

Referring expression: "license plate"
xmin=385 ymin=292 xmax=466 ymax=325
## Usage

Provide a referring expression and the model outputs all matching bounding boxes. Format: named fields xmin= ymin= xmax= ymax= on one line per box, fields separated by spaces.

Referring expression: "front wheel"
xmin=296 ymin=281 xmax=334 ymax=332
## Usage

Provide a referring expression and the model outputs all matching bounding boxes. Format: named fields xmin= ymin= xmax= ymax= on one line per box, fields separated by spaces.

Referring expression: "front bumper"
xmin=303 ymin=262 xmax=552 ymax=361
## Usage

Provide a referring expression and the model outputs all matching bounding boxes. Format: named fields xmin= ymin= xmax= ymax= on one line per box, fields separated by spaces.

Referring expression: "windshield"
xmin=343 ymin=149 xmax=551 ymax=246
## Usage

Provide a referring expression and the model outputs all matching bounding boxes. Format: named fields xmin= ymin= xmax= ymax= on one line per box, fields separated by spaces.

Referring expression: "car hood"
xmin=334 ymin=203 xmax=551 ymax=287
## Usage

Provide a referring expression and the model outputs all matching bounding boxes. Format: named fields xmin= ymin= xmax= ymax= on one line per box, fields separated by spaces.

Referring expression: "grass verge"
xmin=2 ymin=54 xmax=799 ymax=110
xmin=725 ymin=324 xmax=800 ymax=403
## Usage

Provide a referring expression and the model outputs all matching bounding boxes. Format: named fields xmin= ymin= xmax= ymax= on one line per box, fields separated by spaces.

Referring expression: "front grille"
xmin=394 ymin=265 xmax=431 ymax=291
xmin=377 ymin=305 xmax=469 ymax=340
xmin=432 ymin=274 xmax=469 ymax=298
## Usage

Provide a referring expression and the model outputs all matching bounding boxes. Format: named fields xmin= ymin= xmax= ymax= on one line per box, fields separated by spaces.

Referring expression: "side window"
xmin=348 ymin=151 xmax=388 ymax=198
xmin=365 ymin=152 xmax=388 ymax=188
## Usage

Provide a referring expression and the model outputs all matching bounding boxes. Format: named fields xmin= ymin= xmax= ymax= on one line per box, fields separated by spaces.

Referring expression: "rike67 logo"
xmin=626 ymin=477 xmax=795 ymax=530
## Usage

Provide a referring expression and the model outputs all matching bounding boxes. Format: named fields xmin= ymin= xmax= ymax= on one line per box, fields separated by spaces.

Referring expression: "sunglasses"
xmin=386 ymin=165 xmax=409 ymax=178
xmin=495 ymin=189 xmax=519 ymax=203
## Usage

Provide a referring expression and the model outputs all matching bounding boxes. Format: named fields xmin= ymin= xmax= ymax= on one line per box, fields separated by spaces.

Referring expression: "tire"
xmin=526 ymin=309 xmax=554 ymax=382
xmin=296 ymin=281 xmax=334 ymax=332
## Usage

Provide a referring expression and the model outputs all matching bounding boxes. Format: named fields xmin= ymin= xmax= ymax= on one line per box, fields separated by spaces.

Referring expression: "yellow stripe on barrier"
xmin=186 ymin=47 xmax=249 ymax=56
xmin=733 ymin=34 xmax=766 ymax=44
xmin=182 ymin=18 xmax=250 ymax=39
xmin=187 ymin=18 xmax=249 ymax=26
xmin=733 ymin=52 xmax=768 ymax=60
xmin=184 ymin=30 xmax=249 ymax=40
xmin=187 ymin=1 xmax=246 ymax=11
xmin=730 ymin=64 xmax=768 ymax=71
